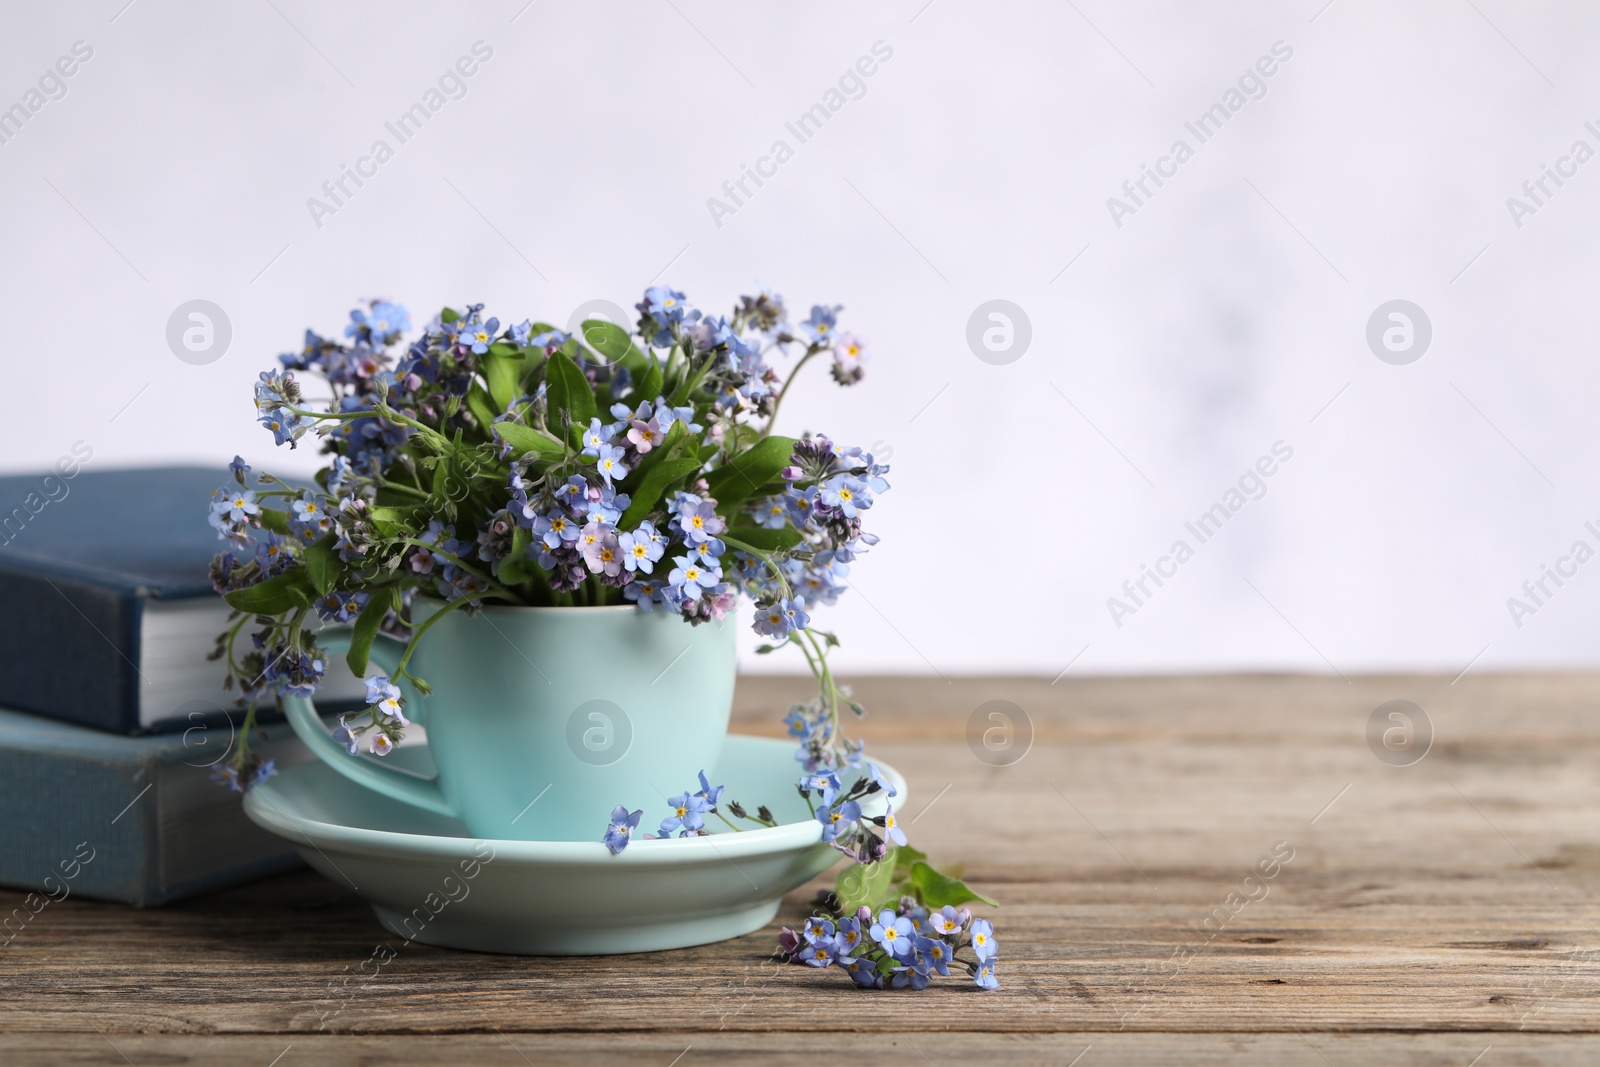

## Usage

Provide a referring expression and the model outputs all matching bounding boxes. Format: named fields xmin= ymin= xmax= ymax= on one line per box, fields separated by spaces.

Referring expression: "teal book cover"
xmin=0 ymin=706 xmax=311 ymax=910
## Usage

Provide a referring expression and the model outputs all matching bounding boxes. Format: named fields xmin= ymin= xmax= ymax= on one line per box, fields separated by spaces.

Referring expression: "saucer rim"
xmin=243 ymin=734 xmax=908 ymax=866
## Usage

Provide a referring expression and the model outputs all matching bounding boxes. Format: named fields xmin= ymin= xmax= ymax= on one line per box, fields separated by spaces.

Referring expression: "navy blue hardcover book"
xmin=0 ymin=705 xmax=312 ymax=909
xmin=0 ymin=465 xmax=363 ymax=734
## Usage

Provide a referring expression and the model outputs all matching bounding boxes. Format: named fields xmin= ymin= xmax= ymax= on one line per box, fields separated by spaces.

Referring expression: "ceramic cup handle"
xmin=279 ymin=631 xmax=456 ymax=819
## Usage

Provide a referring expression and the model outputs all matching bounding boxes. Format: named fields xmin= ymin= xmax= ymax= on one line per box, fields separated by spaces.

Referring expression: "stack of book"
xmin=0 ymin=466 xmax=364 ymax=906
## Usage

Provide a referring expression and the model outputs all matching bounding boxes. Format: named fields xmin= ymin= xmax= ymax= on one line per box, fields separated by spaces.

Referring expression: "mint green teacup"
xmin=282 ymin=601 xmax=736 ymax=842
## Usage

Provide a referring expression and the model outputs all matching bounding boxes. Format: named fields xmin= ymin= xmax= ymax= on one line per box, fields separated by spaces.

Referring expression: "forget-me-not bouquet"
xmin=205 ymin=285 xmax=998 ymax=989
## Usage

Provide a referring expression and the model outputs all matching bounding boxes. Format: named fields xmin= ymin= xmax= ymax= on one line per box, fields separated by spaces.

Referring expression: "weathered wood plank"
xmin=1 ymin=674 xmax=1598 ymax=1051
xmin=0 ymin=1031 xmax=1585 ymax=1066
xmin=3 ymin=868 xmax=1598 ymax=1034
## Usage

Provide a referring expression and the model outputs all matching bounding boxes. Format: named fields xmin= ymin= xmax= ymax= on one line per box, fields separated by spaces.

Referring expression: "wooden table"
xmin=4 ymin=674 xmax=1600 ymax=1065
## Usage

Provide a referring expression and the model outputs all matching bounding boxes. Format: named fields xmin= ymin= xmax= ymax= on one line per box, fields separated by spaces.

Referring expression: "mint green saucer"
xmin=243 ymin=735 xmax=907 ymax=955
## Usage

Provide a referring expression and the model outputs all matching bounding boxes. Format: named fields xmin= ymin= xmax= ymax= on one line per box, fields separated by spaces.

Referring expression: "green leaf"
xmin=619 ymin=455 xmax=703 ymax=530
xmin=303 ymin=534 xmax=342 ymax=596
xmin=891 ymin=844 xmax=928 ymax=879
xmin=703 ymin=435 xmax=796 ymax=515
xmin=835 ymin=849 xmax=901 ymax=914
xmin=372 ymin=488 xmax=419 ymax=509
xmin=545 ymin=350 xmax=598 ymax=436
xmin=483 ymin=348 xmax=526 ymax=411
xmin=256 ymin=507 xmax=290 ymax=535
xmin=578 ymin=319 xmax=640 ymax=364
xmin=665 ymin=337 xmax=705 ymax=405
xmin=439 ymin=306 xmax=461 ymax=324
xmin=722 ymin=525 xmax=803 ymax=553
xmin=466 ymin=382 xmax=499 ymax=433
xmin=368 ymin=504 xmax=425 ymax=536
xmin=368 ymin=505 xmax=420 ymax=525
xmin=909 ymin=861 xmax=998 ymax=908
xmin=498 ymin=525 xmax=531 ymax=586
xmin=493 ymin=421 xmax=565 ymax=458
xmin=223 ymin=568 xmax=315 ymax=616
xmin=345 ymin=586 xmax=395 ymax=677
xmin=633 ymin=355 xmax=664 ymax=403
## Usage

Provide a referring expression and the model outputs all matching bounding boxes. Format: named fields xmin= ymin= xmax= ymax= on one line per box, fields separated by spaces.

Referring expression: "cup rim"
xmin=414 ymin=595 xmax=639 ymax=615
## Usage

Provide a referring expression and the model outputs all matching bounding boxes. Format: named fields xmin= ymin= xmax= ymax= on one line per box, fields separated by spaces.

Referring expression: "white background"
xmin=2 ymin=1 xmax=1596 ymax=678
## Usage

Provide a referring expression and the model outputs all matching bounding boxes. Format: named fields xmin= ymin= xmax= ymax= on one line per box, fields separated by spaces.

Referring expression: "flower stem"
xmin=376 ymin=480 xmax=429 ymax=500
xmin=393 ymin=596 xmax=471 ymax=684
xmin=281 ymin=405 xmax=365 ymax=423
xmin=399 ymin=539 xmax=524 ymax=605
xmin=719 ymin=536 xmax=793 ymax=601
xmin=373 ymin=404 xmax=457 ymax=451
xmin=759 ymin=345 xmax=823 ymax=439
xmin=230 ymin=702 xmax=261 ymax=771
xmin=801 ymin=630 xmax=842 ymax=736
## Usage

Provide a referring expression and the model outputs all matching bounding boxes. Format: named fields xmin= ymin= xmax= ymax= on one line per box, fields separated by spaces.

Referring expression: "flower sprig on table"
xmin=603 ymin=709 xmax=1002 ymax=991
xmin=201 ymin=288 xmax=883 ymax=790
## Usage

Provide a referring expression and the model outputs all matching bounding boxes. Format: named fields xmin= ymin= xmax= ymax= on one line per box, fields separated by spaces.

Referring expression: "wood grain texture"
xmin=0 ymin=1032 xmax=1587 ymax=1066
xmin=4 ymin=673 xmax=1600 ymax=1066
